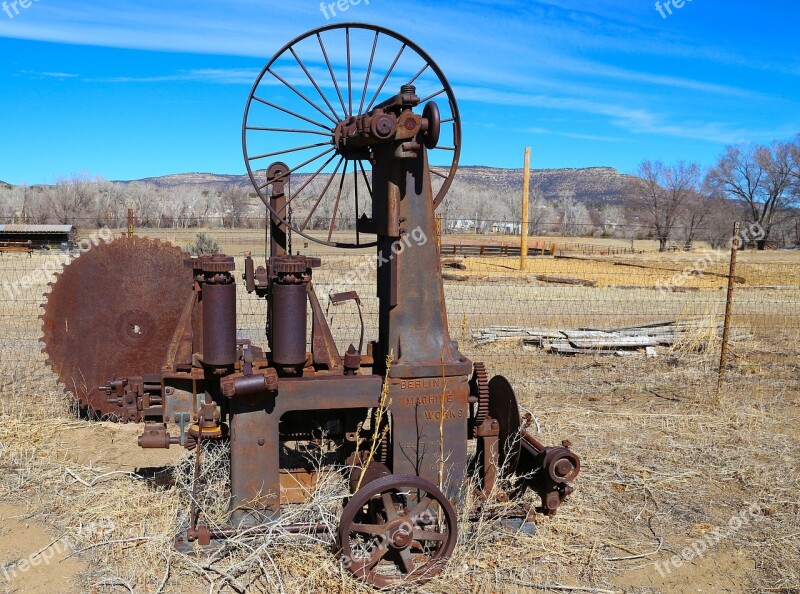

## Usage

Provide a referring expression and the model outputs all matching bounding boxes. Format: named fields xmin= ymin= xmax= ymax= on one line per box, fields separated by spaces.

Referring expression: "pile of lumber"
xmin=472 ymin=319 xmax=750 ymax=356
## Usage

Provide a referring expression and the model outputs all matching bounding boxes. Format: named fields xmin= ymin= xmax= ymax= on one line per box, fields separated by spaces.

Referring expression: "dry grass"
xmin=0 ymin=243 xmax=798 ymax=593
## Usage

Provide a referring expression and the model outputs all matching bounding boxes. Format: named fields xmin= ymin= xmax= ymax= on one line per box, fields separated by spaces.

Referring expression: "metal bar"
xmin=289 ymin=47 xmax=342 ymax=121
xmin=366 ymin=44 xmax=407 ymax=112
xmin=246 ymin=126 xmax=330 ymax=137
xmin=248 ymin=141 xmax=331 ymax=162
xmin=267 ymin=68 xmax=339 ymax=125
xmin=251 ymin=96 xmax=334 ymax=132
xmin=256 ymin=147 xmax=335 ymax=190
xmin=317 ymin=32 xmax=348 ymax=118
xmin=359 ymin=32 xmax=380 ymax=115
xmin=301 ymin=157 xmax=344 ymax=231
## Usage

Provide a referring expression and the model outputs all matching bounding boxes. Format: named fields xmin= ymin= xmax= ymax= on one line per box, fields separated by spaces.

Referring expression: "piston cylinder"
xmin=202 ymin=280 xmax=237 ymax=367
xmin=271 ymin=281 xmax=307 ymax=367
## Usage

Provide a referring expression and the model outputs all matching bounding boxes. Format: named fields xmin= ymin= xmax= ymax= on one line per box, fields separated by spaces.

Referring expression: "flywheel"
xmin=40 ymin=236 xmax=193 ymax=417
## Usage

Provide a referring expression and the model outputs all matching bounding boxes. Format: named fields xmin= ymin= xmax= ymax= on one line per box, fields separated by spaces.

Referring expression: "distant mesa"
xmin=111 ymin=166 xmax=631 ymax=208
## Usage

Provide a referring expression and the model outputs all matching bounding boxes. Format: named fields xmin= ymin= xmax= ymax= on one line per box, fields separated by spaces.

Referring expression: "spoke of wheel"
xmin=256 ymin=147 xmax=335 ymax=190
xmin=317 ymin=32 xmax=348 ymax=118
xmin=289 ymin=47 xmax=342 ymax=121
xmin=381 ymin=492 xmax=399 ymax=522
xmin=407 ymin=63 xmax=429 ymax=86
xmin=430 ymin=168 xmax=448 ymax=179
xmin=358 ymin=32 xmax=380 ymax=115
xmin=248 ymin=141 xmax=331 ymax=162
xmin=300 ymin=157 xmax=344 ymax=232
xmin=357 ymin=160 xmax=373 ymax=196
xmin=350 ymin=523 xmax=389 ymax=537
xmin=246 ymin=126 xmax=330 ymax=137
xmin=252 ymin=96 xmax=334 ymax=132
xmin=278 ymin=153 xmax=339 ymax=214
xmin=413 ymin=528 xmax=447 ymax=542
xmin=267 ymin=68 xmax=338 ymax=126
xmin=364 ymin=542 xmax=389 ymax=570
xmin=398 ymin=548 xmax=415 ymax=574
xmin=327 ymin=160 xmax=349 ymax=242
xmin=436 ymin=146 xmax=457 ymax=151
xmin=441 ymin=117 xmax=455 ymax=124
xmin=407 ymin=494 xmax=434 ymax=521
xmin=420 ymin=88 xmax=446 ymax=103
xmin=353 ymin=165 xmax=360 ymax=245
xmin=346 ymin=27 xmax=352 ymax=117
xmin=366 ymin=44 xmax=407 ymax=112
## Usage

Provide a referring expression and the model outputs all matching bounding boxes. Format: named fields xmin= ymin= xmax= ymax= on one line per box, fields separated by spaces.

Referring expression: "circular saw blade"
xmin=41 ymin=236 xmax=192 ymax=417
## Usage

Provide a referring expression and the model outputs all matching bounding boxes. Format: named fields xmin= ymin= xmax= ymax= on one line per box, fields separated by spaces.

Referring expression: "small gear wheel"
xmin=469 ymin=362 xmax=490 ymax=436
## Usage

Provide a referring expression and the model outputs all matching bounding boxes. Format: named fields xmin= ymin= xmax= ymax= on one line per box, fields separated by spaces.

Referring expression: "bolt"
xmin=258 ymin=438 xmax=265 ymax=446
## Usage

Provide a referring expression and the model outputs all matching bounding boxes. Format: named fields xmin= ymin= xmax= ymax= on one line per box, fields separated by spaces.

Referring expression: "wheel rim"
xmin=243 ymin=23 xmax=461 ymax=249
xmin=338 ymin=474 xmax=458 ymax=588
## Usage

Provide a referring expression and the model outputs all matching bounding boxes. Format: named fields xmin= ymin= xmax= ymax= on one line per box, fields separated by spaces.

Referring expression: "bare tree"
xmin=678 ymin=190 xmax=712 ymax=249
xmin=706 ymin=141 xmax=798 ymax=249
xmin=49 ymin=174 xmax=97 ymax=226
xmin=220 ymin=186 xmax=251 ymax=228
xmin=558 ymin=194 xmax=591 ymax=237
xmin=627 ymin=161 xmax=701 ymax=251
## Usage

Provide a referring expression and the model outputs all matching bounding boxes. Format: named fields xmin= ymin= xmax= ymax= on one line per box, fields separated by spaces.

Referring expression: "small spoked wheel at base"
xmin=338 ymin=474 xmax=458 ymax=588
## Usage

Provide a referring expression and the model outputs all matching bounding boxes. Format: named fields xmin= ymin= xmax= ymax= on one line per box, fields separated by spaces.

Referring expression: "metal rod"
xmin=317 ymin=32 xmax=348 ymax=118
xmin=289 ymin=47 xmax=342 ymax=121
xmin=251 ymin=96 xmax=334 ymax=132
xmin=365 ymin=44 xmax=407 ymax=112
xmin=248 ymin=141 xmax=331 ymax=162
xmin=359 ymin=32 xmax=380 ymax=115
xmin=300 ymin=157 xmax=344 ymax=231
xmin=267 ymin=68 xmax=339 ymax=125
xmin=257 ymin=147 xmax=336 ymax=190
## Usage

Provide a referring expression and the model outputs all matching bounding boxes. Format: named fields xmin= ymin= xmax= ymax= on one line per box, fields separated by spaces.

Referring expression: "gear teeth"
xmin=471 ymin=362 xmax=490 ymax=437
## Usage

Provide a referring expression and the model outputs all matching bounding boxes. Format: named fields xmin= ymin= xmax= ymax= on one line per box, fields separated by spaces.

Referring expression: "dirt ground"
xmin=0 ymin=239 xmax=798 ymax=593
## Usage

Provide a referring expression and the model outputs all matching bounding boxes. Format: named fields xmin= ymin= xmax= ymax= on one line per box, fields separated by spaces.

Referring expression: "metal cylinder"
xmin=202 ymin=281 xmax=237 ymax=367
xmin=271 ymin=282 xmax=307 ymax=367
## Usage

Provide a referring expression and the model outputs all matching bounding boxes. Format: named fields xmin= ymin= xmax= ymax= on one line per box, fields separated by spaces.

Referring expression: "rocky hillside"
xmin=119 ymin=166 xmax=633 ymax=207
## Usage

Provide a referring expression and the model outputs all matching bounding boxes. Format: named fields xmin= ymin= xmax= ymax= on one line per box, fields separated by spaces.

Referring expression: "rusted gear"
xmin=470 ymin=362 xmax=490 ymax=436
xmin=339 ymin=474 xmax=457 ymax=588
xmin=271 ymin=255 xmax=321 ymax=274
xmin=41 ymin=236 xmax=192 ymax=417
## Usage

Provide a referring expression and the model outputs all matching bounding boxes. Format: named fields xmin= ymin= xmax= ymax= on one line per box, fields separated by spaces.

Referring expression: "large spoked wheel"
xmin=338 ymin=474 xmax=458 ymax=588
xmin=243 ymin=23 xmax=461 ymax=249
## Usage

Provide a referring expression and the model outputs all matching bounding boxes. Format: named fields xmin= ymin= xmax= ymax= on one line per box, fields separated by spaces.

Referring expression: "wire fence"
xmin=1 ymin=227 xmax=798 ymax=405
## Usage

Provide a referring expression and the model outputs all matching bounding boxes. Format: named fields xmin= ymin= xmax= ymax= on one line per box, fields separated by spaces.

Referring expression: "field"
xmin=0 ymin=232 xmax=798 ymax=593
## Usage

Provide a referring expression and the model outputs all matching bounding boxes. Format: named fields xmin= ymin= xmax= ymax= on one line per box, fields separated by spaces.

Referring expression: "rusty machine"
xmin=41 ymin=24 xmax=580 ymax=587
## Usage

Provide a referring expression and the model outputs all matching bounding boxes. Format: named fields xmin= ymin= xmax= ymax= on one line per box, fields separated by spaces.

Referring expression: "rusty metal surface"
xmin=38 ymin=24 xmax=581 ymax=584
xmin=41 ymin=236 xmax=191 ymax=416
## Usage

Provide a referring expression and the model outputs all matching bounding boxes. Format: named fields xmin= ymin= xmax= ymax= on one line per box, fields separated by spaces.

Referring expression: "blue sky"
xmin=0 ymin=0 xmax=798 ymax=185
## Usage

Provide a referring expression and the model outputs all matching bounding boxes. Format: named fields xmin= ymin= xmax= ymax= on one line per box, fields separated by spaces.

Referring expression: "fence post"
xmin=716 ymin=221 xmax=740 ymax=403
xmin=128 ymin=208 xmax=134 ymax=238
xmin=520 ymin=147 xmax=531 ymax=271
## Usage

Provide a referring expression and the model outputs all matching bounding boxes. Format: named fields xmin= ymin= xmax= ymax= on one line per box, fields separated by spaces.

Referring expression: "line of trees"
xmin=628 ymin=134 xmax=800 ymax=251
xmin=1 ymin=135 xmax=797 ymax=249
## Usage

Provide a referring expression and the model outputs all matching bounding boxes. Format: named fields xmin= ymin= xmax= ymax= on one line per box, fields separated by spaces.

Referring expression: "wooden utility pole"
xmin=716 ymin=221 xmax=740 ymax=404
xmin=520 ymin=147 xmax=531 ymax=270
